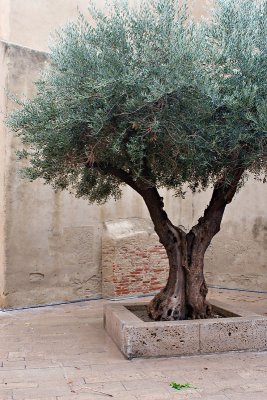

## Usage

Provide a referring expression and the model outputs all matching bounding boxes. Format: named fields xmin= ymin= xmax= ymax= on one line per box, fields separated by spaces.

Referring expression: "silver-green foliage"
xmin=7 ymin=0 xmax=267 ymax=203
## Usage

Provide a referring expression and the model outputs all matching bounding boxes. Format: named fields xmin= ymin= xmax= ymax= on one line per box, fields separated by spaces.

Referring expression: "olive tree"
xmin=7 ymin=0 xmax=267 ymax=320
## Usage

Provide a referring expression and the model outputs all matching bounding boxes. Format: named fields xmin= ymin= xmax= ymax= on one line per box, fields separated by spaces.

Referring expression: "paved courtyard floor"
xmin=0 ymin=288 xmax=267 ymax=400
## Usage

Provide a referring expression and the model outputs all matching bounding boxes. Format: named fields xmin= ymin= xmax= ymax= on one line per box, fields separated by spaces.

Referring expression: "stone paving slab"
xmin=0 ymin=289 xmax=266 ymax=399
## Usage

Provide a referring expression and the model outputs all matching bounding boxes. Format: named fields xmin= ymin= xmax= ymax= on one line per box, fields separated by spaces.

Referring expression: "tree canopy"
xmin=7 ymin=0 xmax=267 ymax=203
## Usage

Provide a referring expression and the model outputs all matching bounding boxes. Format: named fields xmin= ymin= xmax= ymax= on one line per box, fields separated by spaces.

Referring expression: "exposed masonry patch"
xmin=104 ymin=299 xmax=267 ymax=359
xmin=102 ymin=218 xmax=169 ymax=298
xmin=29 ymin=273 xmax=45 ymax=282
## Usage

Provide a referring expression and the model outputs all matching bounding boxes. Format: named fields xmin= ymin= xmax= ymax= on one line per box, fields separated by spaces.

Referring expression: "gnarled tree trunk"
xmin=145 ymin=168 xmax=244 ymax=321
xmin=148 ymin=228 xmax=211 ymax=321
xmin=141 ymin=187 xmax=187 ymax=320
xmin=147 ymin=227 xmax=187 ymax=321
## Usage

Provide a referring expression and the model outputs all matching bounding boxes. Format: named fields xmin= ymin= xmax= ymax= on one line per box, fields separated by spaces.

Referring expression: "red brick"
xmin=116 ymin=290 xmax=130 ymax=295
xmin=135 ymin=252 xmax=146 ymax=256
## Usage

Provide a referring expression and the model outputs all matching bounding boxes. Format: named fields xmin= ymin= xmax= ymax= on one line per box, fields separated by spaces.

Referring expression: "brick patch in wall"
xmin=102 ymin=218 xmax=169 ymax=298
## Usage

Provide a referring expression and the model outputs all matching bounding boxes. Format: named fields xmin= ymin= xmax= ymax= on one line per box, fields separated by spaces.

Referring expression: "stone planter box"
xmin=104 ymin=299 xmax=267 ymax=359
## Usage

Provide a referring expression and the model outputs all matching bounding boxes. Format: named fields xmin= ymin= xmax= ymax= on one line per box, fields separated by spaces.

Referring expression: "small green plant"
xmin=170 ymin=382 xmax=194 ymax=390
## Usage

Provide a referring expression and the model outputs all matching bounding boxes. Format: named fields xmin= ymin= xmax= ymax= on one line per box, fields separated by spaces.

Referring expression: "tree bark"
xmin=141 ymin=187 xmax=187 ymax=320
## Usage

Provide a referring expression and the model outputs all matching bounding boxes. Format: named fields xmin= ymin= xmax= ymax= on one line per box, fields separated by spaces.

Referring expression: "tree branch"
xmin=186 ymin=165 xmax=245 ymax=260
xmin=87 ymin=161 xmax=185 ymax=248
xmin=204 ymin=165 xmax=245 ymax=219
xmin=86 ymin=161 xmax=143 ymax=195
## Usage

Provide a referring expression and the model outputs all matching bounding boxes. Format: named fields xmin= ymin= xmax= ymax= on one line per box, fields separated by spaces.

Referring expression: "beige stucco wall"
xmin=0 ymin=0 xmax=208 ymax=52
xmin=1 ymin=42 xmax=101 ymax=306
xmin=0 ymin=41 xmax=8 ymax=306
xmin=0 ymin=0 xmax=89 ymax=51
xmin=0 ymin=1 xmax=266 ymax=307
xmin=0 ymin=0 xmax=10 ymax=43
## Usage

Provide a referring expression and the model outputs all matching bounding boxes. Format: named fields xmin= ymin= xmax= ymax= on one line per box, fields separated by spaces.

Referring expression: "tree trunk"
xmin=144 ymin=168 xmax=245 ymax=321
xmin=185 ymin=229 xmax=212 ymax=319
xmin=140 ymin=187 xmax=187 ymax=320
xmin=147 ymin=225 xmax=187 ymax=321
xmin=143 ymin=185 xmax=214 ymax=321
xmin=148 ymin=232 xmax=211 ymax=320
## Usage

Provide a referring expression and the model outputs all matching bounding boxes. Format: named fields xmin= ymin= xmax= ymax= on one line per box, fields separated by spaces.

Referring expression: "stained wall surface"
xmin=0 ymin=0 xmax=208 ymax=52
xmin=0 ymin=41 xmax=8 ymax=305
xmin=0 ymin=0 xmax=266 ymax=307
xmin=0 ymin=41 xmax=150 ymax=307
xmin=4 ymin=43 xmax=98 ymax=305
